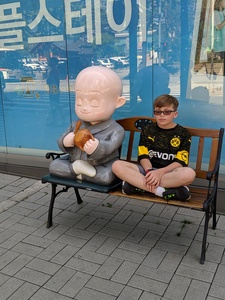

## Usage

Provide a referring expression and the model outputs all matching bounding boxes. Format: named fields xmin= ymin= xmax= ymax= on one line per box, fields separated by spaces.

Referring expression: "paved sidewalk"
xmin=0 ymin=173 xmax=225 ymax=300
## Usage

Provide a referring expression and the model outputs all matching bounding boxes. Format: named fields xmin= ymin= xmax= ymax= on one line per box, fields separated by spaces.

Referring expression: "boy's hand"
xmin=145 ymin=169 xmax=161 ymax=188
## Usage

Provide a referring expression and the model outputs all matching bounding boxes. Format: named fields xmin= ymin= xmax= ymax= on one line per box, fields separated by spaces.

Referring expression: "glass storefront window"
xmin=0 ymin=0 xmax=224 ymax=173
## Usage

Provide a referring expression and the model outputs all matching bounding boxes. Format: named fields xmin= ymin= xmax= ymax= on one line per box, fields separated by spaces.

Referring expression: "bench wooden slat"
xmin=209 ymin=138 xmax=219 ymax=171
xmin=111 ymin=186 xmax=207 ymax=210
xmin=196 ymin=136 xmax=204 ymax=172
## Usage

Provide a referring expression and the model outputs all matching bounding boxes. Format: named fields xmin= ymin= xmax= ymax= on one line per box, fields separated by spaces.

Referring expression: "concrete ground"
xmin=0 ymin=172 xmax=225 ymax=300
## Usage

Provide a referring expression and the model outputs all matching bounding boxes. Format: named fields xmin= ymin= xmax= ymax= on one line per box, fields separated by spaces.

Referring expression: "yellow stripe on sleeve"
xmin=138 ymin=145 xmax=149 ymax=156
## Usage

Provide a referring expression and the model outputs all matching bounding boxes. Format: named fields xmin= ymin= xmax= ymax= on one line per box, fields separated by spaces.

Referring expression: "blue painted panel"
xmin=0 ymin=0 xmax=224 ymax=171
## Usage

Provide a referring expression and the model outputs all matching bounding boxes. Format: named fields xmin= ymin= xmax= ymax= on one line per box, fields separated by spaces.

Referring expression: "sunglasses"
xmin=153 ymin=110 xmax=176 ymax=115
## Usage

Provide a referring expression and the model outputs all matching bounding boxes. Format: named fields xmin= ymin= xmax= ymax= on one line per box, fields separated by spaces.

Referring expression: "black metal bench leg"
xmin=200 ymin=209 xmax=210 ymax=264
xmin=47 ymin=183 xmax=57 ymax=228
xmin=212 ymin=196 xmax=217 ymax=230
xmin=74 ymin=188 xmax=83 ymax=204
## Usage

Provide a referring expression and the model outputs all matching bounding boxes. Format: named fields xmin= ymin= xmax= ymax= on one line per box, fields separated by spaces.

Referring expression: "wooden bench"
xmin=42 ymin=117 xmax=224 ymax=264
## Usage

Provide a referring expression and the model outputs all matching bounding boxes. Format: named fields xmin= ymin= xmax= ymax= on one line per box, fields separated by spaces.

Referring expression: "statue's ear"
xmin=116 ymin=96 xmax=126 ymax=108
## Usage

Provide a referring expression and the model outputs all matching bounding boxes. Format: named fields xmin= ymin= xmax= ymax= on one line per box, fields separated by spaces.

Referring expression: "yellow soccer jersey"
xmin=138 ymin=122 xmax=191 ymax=168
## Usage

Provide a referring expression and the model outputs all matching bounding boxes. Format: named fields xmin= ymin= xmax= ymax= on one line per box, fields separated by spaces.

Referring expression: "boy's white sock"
xmin=155 ymin=186 xmax=166 ymax=197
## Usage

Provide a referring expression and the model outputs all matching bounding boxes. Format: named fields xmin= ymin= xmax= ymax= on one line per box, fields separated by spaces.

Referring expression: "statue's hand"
xmin=74 ymin=128 xmax=95 ymax=150
xmin=63 ymin=132 xmax=75 ymax=147
xmin=83 ymin=138 xmax=99 ymax=155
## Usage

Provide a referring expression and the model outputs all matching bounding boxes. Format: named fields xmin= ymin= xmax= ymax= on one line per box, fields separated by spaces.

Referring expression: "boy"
xmin=112 ymin=94 xmax=196 ymax=201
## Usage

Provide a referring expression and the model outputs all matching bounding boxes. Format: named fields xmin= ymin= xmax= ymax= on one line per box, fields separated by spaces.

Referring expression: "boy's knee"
xmin=112 ymin=160 xmax=122 ymax=173
xmin=186 ymin=168 xmax=196 ymax=184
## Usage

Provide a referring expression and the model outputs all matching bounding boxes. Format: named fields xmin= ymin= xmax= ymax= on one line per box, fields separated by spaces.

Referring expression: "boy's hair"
xmin=153 ymin=94 xmax=179 ymax=110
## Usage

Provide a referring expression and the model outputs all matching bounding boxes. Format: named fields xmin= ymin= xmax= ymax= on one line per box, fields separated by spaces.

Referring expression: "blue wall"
xmin=0 ymin=0 xmax=224 ymax=171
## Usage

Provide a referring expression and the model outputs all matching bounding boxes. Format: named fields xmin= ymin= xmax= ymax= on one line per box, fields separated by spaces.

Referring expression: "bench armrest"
xmin=45 ymin=152 xmax=67 ymax=160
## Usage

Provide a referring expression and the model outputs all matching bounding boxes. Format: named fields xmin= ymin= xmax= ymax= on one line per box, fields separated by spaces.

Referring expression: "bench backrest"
xmin=116 ymin=117 xmax=224 ymax=180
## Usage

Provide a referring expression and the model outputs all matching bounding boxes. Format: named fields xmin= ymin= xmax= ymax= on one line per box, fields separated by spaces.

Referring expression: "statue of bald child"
xmin=49 ymin=66 xmax=126 ymax=185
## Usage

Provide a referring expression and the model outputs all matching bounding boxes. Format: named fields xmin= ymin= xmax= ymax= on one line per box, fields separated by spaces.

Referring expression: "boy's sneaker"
xmin=163 ymin=186 xmax=191 ymax=201
xmin=122 ymin=181 xmax=145 ymax=195
xmin=122 ymin=181 xmax=135 ymax=195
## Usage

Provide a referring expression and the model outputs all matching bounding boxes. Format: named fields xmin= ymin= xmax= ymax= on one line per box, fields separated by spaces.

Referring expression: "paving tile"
xmin=0 ymin=228 xmax=18 ymax=244
xmin=51 ymin=244 xmax=80 ymax=265
xmin=139 ymin=291 xmax=162 ymax=300
xmin=18 ymin=217 xmax=45 ymax=228
xmin=158 ymin=251 xmax=183 ymax=273
xmin=7 ymin=282 xmax=39 ymax=300
xmin=112 ymin=248 xmax=146 ymax=264
xmin=95 ymin=256 xmax=123 ymax=279
xmin=181 ymin=254 xmax=218 ymax=272
xmin=99 ymin=227 xmax=130 ymax=239
xmin=15 ymin=267 xmax=51 ymax=286
xmin=176 ymin=264 xmax=214 ymax=283
xmin=80 ymin=233 xmax=108 ymax=252
xmin=86 ymin=218 xmax=110 ymax=232
xmin=125 ymin=227 xmax=149 ymax=243
xmin=184 ymin=279 xmax=210 ymax=300
xmin=8 ymin=205 xmax=34 ymax=216
xmin=0 ymin=250 xmax=20 ymax=270
xmin=163 ymin=274 xmax=191 ymax=300
xmin=111 ymin=260 xmax=139 ymax=284
xmin=74 ymin=249 xmax=108 ymax=264
xmin=128 ymin=274 xmax=167 ymax=296
xmin=141 ymin=214 xmax=171 ymax=226
xmin=96 ymin=236 xmax=122 ymax=255
xmin=148 ymin=203 xmax=168 ymax=216
xmin=123 ymin=203 xmax=150 ymax=215
xmin=73 ymin=215 xmax=97 ymax=229
xmin=122 ymin=212 xmax=144 ymax=226
xmin=65 ymin=257 xmax=100 ymax=275
xmin=57 ymin=233 xmax=88 ymax=247
xmin=59 ymin=271 xmax=91 ymax=298
xmin=1 ymin=254 xmax=33 ymax=276
xmin=118 ymin=240 xmax=150 ymax=255
xmin=22 ymin=235 xmax=53 ymax=248
xmin=28 ymin=206 xmax=48 ymax=219
xmin=0 ymin=273 xmax=10 ymax=286
xmin=0 ymin=214 xmax=24 ymax=229
xmin=208 ymin=284 xmax=225 ymax=299
xmin=66 ymin=227 xmax=95 ymax=239
xmin=212 ymin=264 xmax=225 ymax=286
xmin=37 ymin=241 xmax=66 ymax=261
xmin=103 ymin=220 xmax=135 ymax=234
xmin=117 ymin=286 xmax=142 ymax=300
xmin=85 ymin=276 xmax=125 ymax=297
xmin=111 ymin=209 xmax=132 ymax=223
xmin=138 ymin=219 xmax=167 ymax=232
xmin=89 ymin=210 xmax=115 ymax=221
xmin=44 ymin=224 xmax=70 ymax=240
xmin=94 ymin=203 xmax=121 ymax=216
xmin=75 ymin=287 xmax=116 ymax=300
xmin=136 ymin=264 xmax=173 ymax=283
xmin=139 ymin=230 xmax=162 ymax=247
xmin=8 ymin=223 xmax=38 ymax=234
xmin=26 ymin=258 xmax=61 ymax=275
xmin=0 ymin=211 xmax=13 ymax=223
xmin=142 ymin=248 xmax=167 ymax=268
xmin=43 ymin=266 xmax=76 ymax=292
xmin=0 ymin=277 xmax=24 ymax=300
xmin=155 ymin=240 xmax=188 ymax=255
xmin=11 ymin=242 xmax=44 ymax=257
xmin=30 ymin=288 xmax=73 ymax=300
